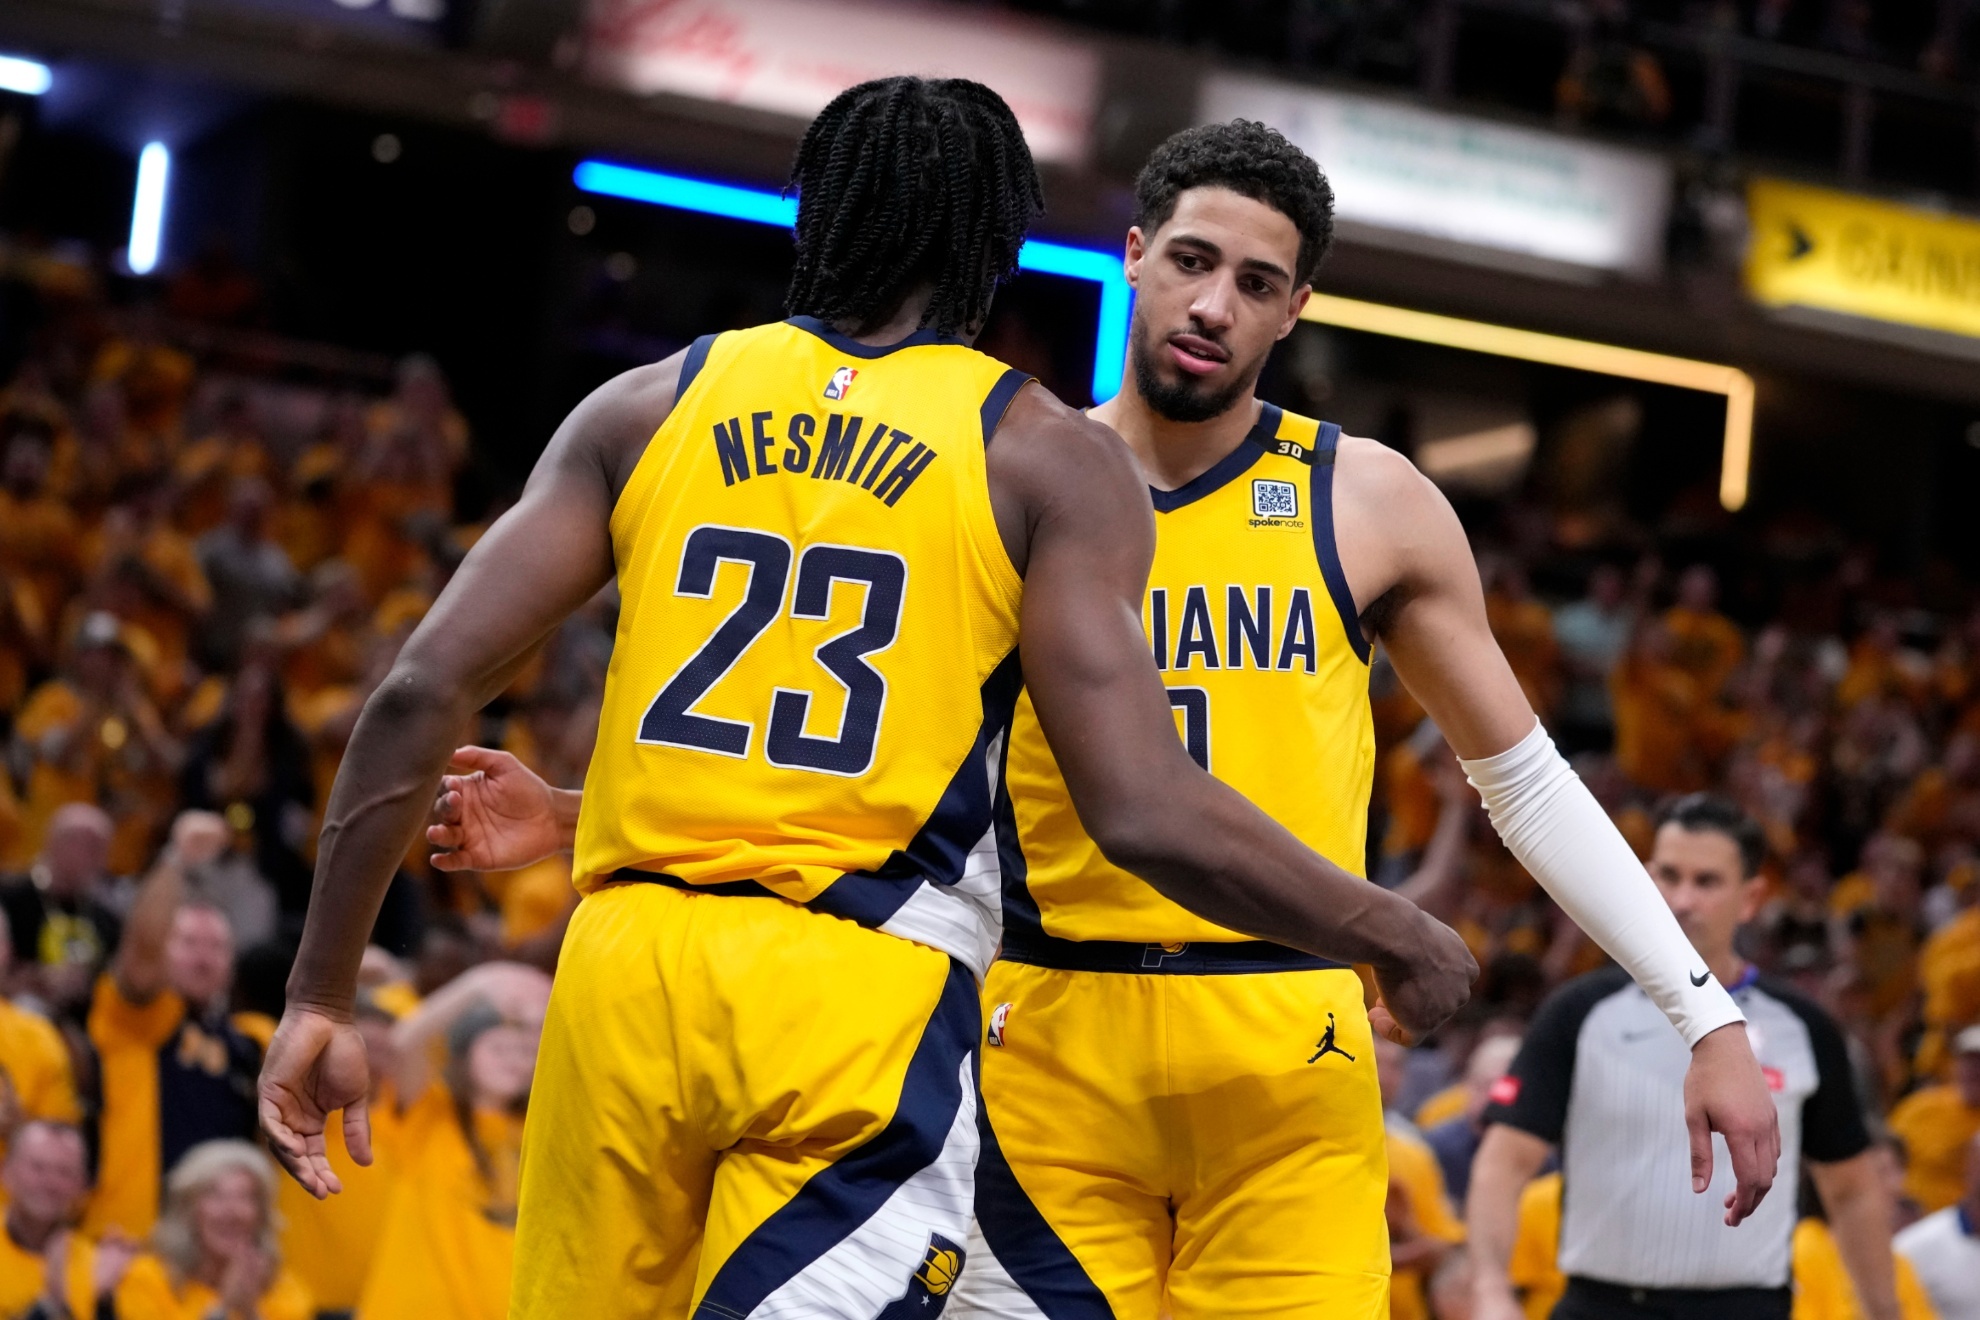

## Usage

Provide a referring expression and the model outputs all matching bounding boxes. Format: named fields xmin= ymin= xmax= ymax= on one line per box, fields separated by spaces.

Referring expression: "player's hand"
xmin=1684 ymin=1021 xmax=1780 ymax=1226
xmin=258 ymin=1006 xmax=374 ymax=1199
xmin=1372 ymin=914 xmax=1477 ymax=1039
xmin=427 ymin=745 xmax=563 ymax=873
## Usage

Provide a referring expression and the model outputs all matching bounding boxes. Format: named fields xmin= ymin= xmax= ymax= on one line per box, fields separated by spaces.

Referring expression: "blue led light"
xmin=0 ymin=55 xmax=52 ymax=97
xmin=128 ymin=143 xmax=171 ymax=276
xmin=575 ymin=159 xmax=1131 ymax=402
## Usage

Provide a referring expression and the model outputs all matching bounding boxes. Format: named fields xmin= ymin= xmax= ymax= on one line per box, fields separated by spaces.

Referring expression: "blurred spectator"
xmin=0 ymin=418 xmax=82 ymax=632
xmin=1887 ymin=1025 xmax=1980 ymax=1215
xmin=116 ymin=1139 xmax=312 ymax=1320
xmin=195 ymin=478 xmax=300 ymax=671
xmin=1789 ymin=1198 xmax=1939 ymax=1320
xmin=86 ymin=816 xmax=267 ymax=1239
xmin=1552 ymin=564 xmax=1631 ymax=754
xmin=177 ymin=631 xmax=311 ymax=920
xmin=1378 ymin=1034 xmax=1466 ymax=1320
xmin=9 ymin=612 xmax=181 ymax=876
xmin=0 ymin=913 xmax=80 ymax=1159
xmin=358 ymin=961 xmax=545 ymax=1320
xmin=1507 ymin=1171 xmax=1565 ymax=1320
xmin=1665 ymin=565 xmax=1745 ymax=700
xmin=1556 ymin=0 xmax=1672 ymax=127
xmin=1483 ymin=558 xmax=1561 ymax=723
xmin=1610 ymin=616 xmax=1715 ymax=793
xmin=1423 ymin=1032 xmax=1524 ymax=1207
xmin=1892 ymin=1130 xmax=1980 ymax=1320
xmin=0 ymin=802 xmax=121 ymax=1014
xmin=87 ymin=308 xmax=192 ymax=484
xmin=0 ymin=1121 xmax=136 ymax=1317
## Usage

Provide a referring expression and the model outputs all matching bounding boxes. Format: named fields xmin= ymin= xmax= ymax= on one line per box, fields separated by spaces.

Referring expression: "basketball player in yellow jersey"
xmin=255 ymin=80 xmax=1476 ymax=1320
xmin=950 ymin=123 xmax=1781 ymax=1318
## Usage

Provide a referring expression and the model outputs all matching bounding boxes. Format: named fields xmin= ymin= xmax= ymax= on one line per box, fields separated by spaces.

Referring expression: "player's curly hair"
xmin=784 ymin=76 xmax=1043 ymax=337
xmin=1133 ymin=120 xmax=1335 ymax=286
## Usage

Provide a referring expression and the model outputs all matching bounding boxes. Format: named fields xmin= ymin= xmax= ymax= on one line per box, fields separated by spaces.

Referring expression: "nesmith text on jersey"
xmin=710 ymin=411 xmax=937 ymax=507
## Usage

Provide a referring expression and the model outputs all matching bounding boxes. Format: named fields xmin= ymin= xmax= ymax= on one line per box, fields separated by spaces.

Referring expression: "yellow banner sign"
xmin=1746 ymin=177 xmax=1980 ymax=339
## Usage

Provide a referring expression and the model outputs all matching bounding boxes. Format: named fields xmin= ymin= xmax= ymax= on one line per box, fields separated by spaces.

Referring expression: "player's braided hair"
xmin=1133 ymin=120 xmax=1335 ymax=286
xmin=784 ymin=76 xmax=1043 ymax=337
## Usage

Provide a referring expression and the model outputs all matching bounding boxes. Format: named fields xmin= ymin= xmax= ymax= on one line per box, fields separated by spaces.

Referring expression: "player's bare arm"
xmin=1334 ymin=434 xmax=1781 ymax=1224
xmin=986 ymin=383 xmax=1476 ymax=1036
xmin=258 ymin=351 xmax=686 ymax=1198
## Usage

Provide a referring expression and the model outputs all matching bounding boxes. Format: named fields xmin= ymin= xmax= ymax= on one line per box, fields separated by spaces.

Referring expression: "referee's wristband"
xmin=1461 ymin=721 xmax=1746 ymax=1047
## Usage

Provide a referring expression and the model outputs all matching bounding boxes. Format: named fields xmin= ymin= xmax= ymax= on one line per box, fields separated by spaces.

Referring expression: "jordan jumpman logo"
xmin=1308 ymin=1012 xmax=1355 ymax=1064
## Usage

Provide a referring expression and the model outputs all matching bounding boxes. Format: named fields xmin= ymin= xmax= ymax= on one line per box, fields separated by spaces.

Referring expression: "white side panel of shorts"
xmin=879 ymin=730 xmax=1008 ymax=980
xmin=747 ymin=1056 xmax=981 ymax=1319
xmin=946 ymin=1219 xmax=1051 ymax=1319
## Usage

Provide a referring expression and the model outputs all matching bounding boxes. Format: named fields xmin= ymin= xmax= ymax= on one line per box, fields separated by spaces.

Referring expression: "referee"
xmin=1467 ymin=795 xmax=1901 ymax=1320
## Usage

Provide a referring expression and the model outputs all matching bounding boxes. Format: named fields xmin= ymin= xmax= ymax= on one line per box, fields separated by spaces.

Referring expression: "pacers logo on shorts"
xmin=876 ymin=1234 xmax=966 ymax=1316
xmin=987 ymin=1001 xmax=1013 ymax=1047
xmin=824 ymin=365 xmax=858 ymax=400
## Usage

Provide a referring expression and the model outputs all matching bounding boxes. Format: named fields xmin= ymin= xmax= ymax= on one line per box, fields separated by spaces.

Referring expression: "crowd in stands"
xmin=0 ymin=235 xmax=1975 ymax=1319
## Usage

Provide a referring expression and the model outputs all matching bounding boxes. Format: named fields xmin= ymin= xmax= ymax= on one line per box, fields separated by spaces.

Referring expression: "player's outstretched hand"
xmin=258 ymin=1006 xmax=374 ymax=1200
xmin=1684 ymin=1021 xmax=1780 ymax=1227
xmin=427 ymin=745 xmax=562 ymax=873
xmin=1371 ymin=914 xmax=1477 ymax=1040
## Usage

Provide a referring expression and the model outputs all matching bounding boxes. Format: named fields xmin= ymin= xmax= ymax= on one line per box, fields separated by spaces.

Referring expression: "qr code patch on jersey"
xmin=1252 ymin=478 xmax=1299 ymax=519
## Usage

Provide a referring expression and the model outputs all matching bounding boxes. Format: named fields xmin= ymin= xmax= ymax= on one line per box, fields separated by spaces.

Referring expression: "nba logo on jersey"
xmin=824 ymin=366 xmax=858 ymax=400
xmin=987 ymin=1001 xmax=1013 ymax=1047
xmin=875 ymin=1234 xmax=966 ymax=1316
xmin=1252 ymin=478 xmax=1298 ymax=519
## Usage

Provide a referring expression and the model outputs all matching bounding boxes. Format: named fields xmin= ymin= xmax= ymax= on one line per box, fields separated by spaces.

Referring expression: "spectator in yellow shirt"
xmin=0 ymin=1122 xmax=136 ymax=1319
xmin=1664 ymin=564 xmax=1746 ymax=700
xmin=1791 ymin=1216 xmax=1939 ymax=1320
xmin=1890 ymin=1026 xmax=1980 ymax=1214
xmin=1507 ymin=1171 xmax=1565 ymax=1320
xmin=357 ymin=961 xmax=547 ymax=1320
xmin=86 ymin=816 xmax=267 ymax=1239
xmin=0 ymin=915 xmax=80 ymax=1147
xmin=115 ymin=1140 xmax=312 ymax=1320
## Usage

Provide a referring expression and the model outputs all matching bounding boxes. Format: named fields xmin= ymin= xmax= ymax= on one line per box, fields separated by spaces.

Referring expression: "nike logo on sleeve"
xmin=1689 ymin=969 xmax=1711 ymax=987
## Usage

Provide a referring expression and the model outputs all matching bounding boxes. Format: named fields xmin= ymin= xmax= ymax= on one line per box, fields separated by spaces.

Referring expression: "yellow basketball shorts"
xmin=952 ymin=953 xmax=1390 ymax=1319
xmin=510 ymin=880 xmax=980 ymax=1320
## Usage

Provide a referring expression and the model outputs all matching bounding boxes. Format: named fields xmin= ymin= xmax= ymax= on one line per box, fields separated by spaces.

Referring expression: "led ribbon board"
xmin=574 ymin=160 xmax=1131 ymax=403
xmin=1299 ymin=293 xmax=1758 ymax=511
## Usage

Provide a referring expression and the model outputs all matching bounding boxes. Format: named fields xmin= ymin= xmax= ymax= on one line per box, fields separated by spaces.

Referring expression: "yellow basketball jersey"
xmin=575 ymin=317 xmax=1029 ymax=975
xmin=1000 ymin=404 xmax=1374 ymax=965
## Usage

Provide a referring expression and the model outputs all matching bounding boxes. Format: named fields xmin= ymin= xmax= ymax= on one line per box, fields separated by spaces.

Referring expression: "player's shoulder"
xmin=1334 ymin=432 xmax=1445 ymax=514
xmin=563 ymin=351 xmax=694 ymax=495
xmin=993 ymin=382 xmax=1141 ymax=485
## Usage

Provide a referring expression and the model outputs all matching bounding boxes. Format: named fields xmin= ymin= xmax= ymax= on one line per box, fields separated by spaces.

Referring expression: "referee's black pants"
xmin=1552 ymin=1276 xmax=1792 ymax=1320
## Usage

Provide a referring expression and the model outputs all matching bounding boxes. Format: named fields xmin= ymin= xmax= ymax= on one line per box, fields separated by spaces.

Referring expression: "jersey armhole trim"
xmin=980 ymin=369 xmax=1035 ymax=448
xmin=675 ymin=333 xmax=719 ymax=401
xmin=1308 ymin=421 xmax=1371 ymax=664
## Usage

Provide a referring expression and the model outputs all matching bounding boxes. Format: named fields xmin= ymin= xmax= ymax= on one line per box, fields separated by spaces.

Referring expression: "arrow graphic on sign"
xmin=1786 ymin=221 xmax=1815 ymax=261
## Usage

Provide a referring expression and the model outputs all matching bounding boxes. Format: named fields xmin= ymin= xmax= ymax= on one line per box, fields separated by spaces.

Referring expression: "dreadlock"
xmin=784 ymin=77 xmax=1044 ymax=337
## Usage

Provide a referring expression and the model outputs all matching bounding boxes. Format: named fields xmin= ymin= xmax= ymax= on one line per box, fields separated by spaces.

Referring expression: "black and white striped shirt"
xmin=1484 ymin=966 xmax=1869 ymax=1289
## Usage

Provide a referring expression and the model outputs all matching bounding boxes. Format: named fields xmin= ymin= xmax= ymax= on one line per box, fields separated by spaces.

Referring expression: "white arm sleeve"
xmin=1459 ymin=720 xmax=1745 ymax=1047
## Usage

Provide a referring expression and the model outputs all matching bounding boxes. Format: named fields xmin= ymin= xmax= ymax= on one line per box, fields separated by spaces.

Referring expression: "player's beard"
xmin=1130 ymin=322 xmax=1266 ymax=424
